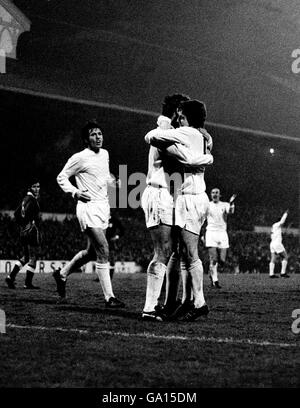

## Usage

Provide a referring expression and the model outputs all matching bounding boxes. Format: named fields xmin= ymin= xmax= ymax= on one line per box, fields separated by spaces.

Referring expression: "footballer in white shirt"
xmin=269 ymin=210 xmax=289 ymax=278
xmin=53 ymin=121 xmax=125 ymax=308
xmin=205 ymin=188 xmax=236 ymax=288
xmin=142 ymin=99 xmax=213 ymax=322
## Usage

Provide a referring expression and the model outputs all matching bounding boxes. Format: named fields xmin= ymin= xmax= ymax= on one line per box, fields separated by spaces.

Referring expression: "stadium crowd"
xmin=1 ymin=207 xmax=299 ymax=275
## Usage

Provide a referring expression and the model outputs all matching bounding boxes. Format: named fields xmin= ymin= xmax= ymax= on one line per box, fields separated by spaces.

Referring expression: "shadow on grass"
xmin=55 ymin=304 xmax=140 ymax=319
xmin=2 ymin=296 xmax=63 ymax=305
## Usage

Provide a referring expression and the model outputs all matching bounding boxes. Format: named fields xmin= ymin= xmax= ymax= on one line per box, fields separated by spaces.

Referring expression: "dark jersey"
xmin=15 ymin=193 xmax=40 ymax=228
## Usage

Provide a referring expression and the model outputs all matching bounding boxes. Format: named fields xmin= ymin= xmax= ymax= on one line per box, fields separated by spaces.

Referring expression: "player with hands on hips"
xmin=53 ymin=120 xmax=125 ymax=308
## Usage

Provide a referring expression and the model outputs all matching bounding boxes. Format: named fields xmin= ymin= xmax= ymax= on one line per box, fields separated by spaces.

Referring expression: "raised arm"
xmin=145 ymin=126 xmax=188 ymax=147
xmin=228 ymin=194 xmax=237 ymax=214
xmin=279 ymin=210 xmax=289 ymax=226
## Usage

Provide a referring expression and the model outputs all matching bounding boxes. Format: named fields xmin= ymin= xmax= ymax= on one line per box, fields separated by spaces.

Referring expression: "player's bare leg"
xmin=163 ymin=251 xmax=181 ymax=312
xmin=167 ymin=259 xmax=194 ymax=321
xmin=216 ymin=248 xmax=227 ymax=287
xmin=279 ymin=251 xmax=289 ymax=278
xmin=180 ymin=260 xmax=193 ymax=303
xmin=163 ymin=226 xmax=183 ymax=316
xmin=219 ymin=248 xmax=227 ymax=266
xmin=53 ymin=239 xmax=96 ymax=298
xmin=208 ymin=247 xmax=221 ymax=288
xmin=269 ymin=252 xmax=279 ymax=278
xmin=177 ymin=229 xmax=209 ymax=322
xmin=20 ymin=246 xmax=39 ymax=289
xmin=142 ymin=224 xmax=172 ymax=320
xmin=6 ymin=246 xmax=39 ymax=289
xmin=5 ymin=256 xmax=27 ymax=289
xmin=23 ymin=254 xmax=39 ymax=289
xmin=86 ymin=227 xmax=125 ymax=307
xmin=60 ymin=240 xmax=96 ymax=279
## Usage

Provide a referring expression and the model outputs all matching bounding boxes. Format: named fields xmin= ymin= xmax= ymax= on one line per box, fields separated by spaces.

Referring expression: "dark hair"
xmin=181 ymin=99 xmax=207 ymax=128
xmin=24 ymin=172 xmax=39 ymax=187
xmin=161 ymin=93 xmax=190 ymax=119
xmin=81 ymin=120 xmax=102 ymax=145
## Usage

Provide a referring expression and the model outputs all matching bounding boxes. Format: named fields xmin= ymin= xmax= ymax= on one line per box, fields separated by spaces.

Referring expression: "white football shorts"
xmin=270 ymin=242 xmax=285 ymax=254
xmin=141 ymin=185 xmax=174 ymax=228
xmin=175 ymin=192 xmax=209 ymax=235
xmin=76 ymin=200 xmax=110 ymax=231
xmin=205 ymin=230 xmax=229 ymax=249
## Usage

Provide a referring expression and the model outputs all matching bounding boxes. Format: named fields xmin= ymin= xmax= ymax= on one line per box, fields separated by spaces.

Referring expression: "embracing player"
xmin=143 ymin=99 xmax=214 ymax=321
xmin=205 ymin=188 xmax=236 ymax=288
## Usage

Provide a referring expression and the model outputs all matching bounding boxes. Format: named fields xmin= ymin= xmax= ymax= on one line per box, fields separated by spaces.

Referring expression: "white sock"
xmin=281 ymin=260 xmax=288 ymax=275
xmin=61 ymin=250 xmax=87 ymax=279
xmin=187 ymin=259 xmax=205 ymax=308
xmin=143 ymin=261 xmax=166 ymax=312
xmin=164 ymin=254 xmax=181 ymax=306
xmin=210 ymin=263 xmax=218 ymax=283
xmin=269 ymin=262 xmax=275 ymax=276
xmin=96 ymin=262 xmax=114 ymax=301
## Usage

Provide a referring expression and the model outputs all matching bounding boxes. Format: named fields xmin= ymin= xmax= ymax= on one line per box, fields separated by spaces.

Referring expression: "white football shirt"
xmin=57 ymin=148 xmax=113 ymax=201
xmin=206 ymin=201 xmax=230 ymax=232
xmin=271 ymin=212 xmax=288 ymax=245
xmin=145 ymin=125 xmax=213 ymax=194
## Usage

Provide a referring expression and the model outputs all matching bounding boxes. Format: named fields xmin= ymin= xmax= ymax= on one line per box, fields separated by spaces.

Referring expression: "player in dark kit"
xmin=5 ymin=180 xmax=41 ymax=289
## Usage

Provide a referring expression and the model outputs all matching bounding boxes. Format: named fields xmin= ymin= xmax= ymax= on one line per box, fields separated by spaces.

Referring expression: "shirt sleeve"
xmin=165 ymin=143 xmax=214 ymax=167
xmin=21 ymin=196 xmax=39 ymax=224
xmin=145 ymin=128 xmax=188 ymax=146
xmin=21 ymin=196 xmax=32 ymax=221
xmin=57 ymin=154 xmax=81 ymax=197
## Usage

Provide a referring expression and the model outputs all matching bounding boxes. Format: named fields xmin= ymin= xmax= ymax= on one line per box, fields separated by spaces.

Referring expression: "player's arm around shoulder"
xmin=165 ymin=143 xmax=213 ymax=168
xmin=181 ymin=127 xmax=213 ymax=167
xmin=145 ymin=121 xmax=189 ymax=147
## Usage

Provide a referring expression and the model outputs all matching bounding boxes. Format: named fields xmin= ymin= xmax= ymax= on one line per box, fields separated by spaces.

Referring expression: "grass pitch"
xmin=0 ymin=272 xmax=300 ymax=388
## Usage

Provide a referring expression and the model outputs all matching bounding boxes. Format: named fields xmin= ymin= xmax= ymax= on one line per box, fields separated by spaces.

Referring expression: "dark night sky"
xmin=3 ymin=0 xmax=300 ymax=138
xmin=0 ymin=0 xmax=299 ymax=219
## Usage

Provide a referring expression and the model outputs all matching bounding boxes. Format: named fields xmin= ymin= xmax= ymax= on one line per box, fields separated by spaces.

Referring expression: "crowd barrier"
xmin=0 ymin=260 xmax=142 ymax=274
